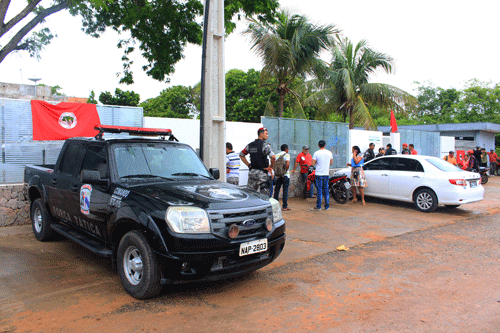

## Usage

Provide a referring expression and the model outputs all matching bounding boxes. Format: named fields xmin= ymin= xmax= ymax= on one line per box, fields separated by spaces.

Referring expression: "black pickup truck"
xmin=24 ymin=125 xmax=285 ymax=299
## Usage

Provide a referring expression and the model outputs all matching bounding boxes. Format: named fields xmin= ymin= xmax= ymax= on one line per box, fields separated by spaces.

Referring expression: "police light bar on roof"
xmin=94 ymin=125 xmax=178 ymax=141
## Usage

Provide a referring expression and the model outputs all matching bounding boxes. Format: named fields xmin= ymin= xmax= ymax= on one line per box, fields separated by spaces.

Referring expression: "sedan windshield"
xmin=425 ymin=158 xmax=464 ymax=172
xmin=112 ymin=143 xmax=212 ymax=181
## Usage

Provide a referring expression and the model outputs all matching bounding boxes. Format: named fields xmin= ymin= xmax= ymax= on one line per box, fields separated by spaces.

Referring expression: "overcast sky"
xmin=2 ymin=0 xmax=500 ymax=102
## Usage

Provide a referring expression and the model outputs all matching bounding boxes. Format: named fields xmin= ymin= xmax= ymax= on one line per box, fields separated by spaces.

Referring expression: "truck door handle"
xmin=51 ymin=178 xmax=57 ymax=184
xmin=413 ymin=176 xmax=421 ymax=178
xmin=381 ymin=173 xmax=388 ymax=176
xmin=71 ymin=185 xmax=79 ymax=192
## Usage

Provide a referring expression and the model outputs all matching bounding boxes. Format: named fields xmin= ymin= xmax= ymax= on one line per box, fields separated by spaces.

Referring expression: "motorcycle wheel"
xmin=331 ymin=184 xmax=348 ymax=204
xmin=481 ymin=173 xmax=489 ymax=184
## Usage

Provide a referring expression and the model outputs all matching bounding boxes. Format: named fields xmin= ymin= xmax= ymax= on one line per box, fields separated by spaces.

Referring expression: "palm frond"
xmin=351 ymin=95 xmax=377 ymax=130
xmin=358 ymin=83 xmax=417 ymax=114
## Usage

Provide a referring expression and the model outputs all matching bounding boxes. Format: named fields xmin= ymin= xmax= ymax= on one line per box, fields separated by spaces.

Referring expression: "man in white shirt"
xmin=311 ymin=140 xmax=333 ymax=211
xmin=225 ymin=142 xmax=240 ymax=185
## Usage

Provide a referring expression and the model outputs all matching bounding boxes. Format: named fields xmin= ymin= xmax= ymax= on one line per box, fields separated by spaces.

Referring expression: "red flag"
xmin=31 ymin=101 xmax=101 ymax=140
xmin=390 ymin=110 xmax=398 ymax=133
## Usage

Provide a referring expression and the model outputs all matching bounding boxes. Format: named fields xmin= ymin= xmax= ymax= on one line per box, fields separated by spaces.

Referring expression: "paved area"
xmin=1 ymin=177 xmax=499 ymax=332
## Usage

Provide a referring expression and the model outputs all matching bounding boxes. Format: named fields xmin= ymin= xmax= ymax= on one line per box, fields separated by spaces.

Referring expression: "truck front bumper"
xmin=155 ymin=232 xmax=286 ymax=284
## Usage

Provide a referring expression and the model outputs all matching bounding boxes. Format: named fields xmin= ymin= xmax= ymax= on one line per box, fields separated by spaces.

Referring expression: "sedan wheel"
xmin=414 ymin=189 xmax=438 ymax=212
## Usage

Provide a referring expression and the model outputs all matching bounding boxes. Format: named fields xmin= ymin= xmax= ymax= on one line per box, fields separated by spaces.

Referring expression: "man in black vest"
xmin=385 ymin=143 xmax=397 ymax=155
xmin=240 ymin=127 xmax=275 ymax=196
xmin=364 ymin=143 xmax=376 ymax=162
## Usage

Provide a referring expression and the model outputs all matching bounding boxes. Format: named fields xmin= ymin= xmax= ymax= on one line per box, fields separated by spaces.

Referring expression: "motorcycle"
xmin=479 ymin=166 xmax=489 ymax=184
xmin=328 ymin=172 xmax=351 ymax=204
xmin=303 ymin=165 xmax=315 ymax=198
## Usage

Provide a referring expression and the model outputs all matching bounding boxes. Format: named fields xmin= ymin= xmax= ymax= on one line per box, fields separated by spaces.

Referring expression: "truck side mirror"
xmin=81 ymin=169 xmax=109 ymax=185
xmin=209 ymin=168 xmax=220 ymax=180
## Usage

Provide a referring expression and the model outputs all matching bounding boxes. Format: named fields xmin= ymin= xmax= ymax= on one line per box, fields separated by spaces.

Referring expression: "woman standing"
xmin=348 ymin=146 xmax=367 ymax=205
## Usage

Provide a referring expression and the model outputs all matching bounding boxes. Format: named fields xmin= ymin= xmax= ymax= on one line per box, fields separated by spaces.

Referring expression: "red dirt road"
xmin=1 ymin=178 xmax=500 ymax=332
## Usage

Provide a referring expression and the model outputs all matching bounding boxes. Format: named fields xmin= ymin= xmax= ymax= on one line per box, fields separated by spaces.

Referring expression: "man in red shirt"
xmin=488 ymin=149 xmax=498 ymax=176
xmin=409 ymin=143 xmax=418 ymax=155
xmin=292 ymin=145 xmax=314 ymax=197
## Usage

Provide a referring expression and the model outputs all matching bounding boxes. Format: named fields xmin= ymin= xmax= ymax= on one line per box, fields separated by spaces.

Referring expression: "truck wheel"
xmin=117 ymin=230 xmax=162 ymax=299
xmin=31 ymin=199 xmax=53 ymax=241
xmin=414 ymin=189 xmax=438 ymax=212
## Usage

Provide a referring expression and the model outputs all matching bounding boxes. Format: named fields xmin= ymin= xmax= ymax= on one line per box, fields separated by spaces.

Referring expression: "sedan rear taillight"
xmin=449 ymin=179 xmax=467 ymax=186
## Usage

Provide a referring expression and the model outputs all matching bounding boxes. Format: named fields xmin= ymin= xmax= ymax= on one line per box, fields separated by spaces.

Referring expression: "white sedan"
xmin=348 ymin=155 xmax=484 ymax=212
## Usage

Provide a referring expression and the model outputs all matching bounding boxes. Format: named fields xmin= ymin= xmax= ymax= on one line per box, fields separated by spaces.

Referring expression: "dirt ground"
xmin=1 ymin=177 xmax=499 ymax=332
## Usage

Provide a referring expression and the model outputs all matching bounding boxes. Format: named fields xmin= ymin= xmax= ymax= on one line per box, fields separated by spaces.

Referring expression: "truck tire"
xmin=31 ymin=199 xmax=54 ymax=241
xmin=117 ymin=230 xmax=162 ymax=299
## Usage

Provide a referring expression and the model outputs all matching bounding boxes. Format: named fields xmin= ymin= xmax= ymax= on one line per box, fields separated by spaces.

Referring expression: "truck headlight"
xmin=166 ymin=207 xmax=210 ymax=233
xmin=269 ymin=198 xmax=282 ymax=223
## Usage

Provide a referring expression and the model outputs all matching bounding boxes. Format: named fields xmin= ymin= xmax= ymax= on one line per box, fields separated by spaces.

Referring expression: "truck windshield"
xmin=112 ymin=143 xmax=212 ymax=181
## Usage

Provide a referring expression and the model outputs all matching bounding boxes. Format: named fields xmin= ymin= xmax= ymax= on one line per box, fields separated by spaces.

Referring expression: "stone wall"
xmin=0 ymin=185 xmax=30 ymax=227
xmin=0 ymin=82 xmax=84 ymax=102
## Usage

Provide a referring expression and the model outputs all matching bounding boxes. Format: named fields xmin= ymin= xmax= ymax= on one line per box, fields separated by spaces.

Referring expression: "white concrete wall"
xmin=440 ymin=136 xmax=456 ymax=158
xmin=143 ymin=117 xmax=262 ymax=185
xmin=349 ymin=129 xmax=383 ymax=161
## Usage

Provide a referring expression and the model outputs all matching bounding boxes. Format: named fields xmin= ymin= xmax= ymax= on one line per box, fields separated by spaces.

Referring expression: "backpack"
xmin=274 ymin=154 xmax=287 ymax=177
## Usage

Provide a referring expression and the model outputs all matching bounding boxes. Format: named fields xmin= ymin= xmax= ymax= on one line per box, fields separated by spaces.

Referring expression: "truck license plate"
xmin=239 ymin=239 xmax=268 ymax=256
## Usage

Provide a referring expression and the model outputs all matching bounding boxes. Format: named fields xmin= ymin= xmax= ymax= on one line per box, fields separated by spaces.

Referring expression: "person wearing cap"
xmin=292 ymin=145 xmax=315 ymax=197
xmin=240 ymin=127 xmax=275 ymax=196
xmin=376 ymin=147 xmax=385 ymax=158
xmin=409 ymin=143 xmax=418 ymax=155
xmin=443 ymin=151 xmax=458 ymax=166
xmin=401 ymin=143 xmax=410 ymax=155
xmin=384 ymin=143 xmax=397 ymax=155
xmin=487 ymin=149 xmax=497 ymax=176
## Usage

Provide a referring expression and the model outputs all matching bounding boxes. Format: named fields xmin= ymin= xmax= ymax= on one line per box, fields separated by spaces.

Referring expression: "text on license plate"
xmin=470 ymin=180 xmax=477 ymax=188
xmin=239 ymin=238 xmax=268 ymax=256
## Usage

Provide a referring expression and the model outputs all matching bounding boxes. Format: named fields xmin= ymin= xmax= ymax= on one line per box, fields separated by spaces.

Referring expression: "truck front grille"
xmin=209 ymin=205 xmax=273 ymax=240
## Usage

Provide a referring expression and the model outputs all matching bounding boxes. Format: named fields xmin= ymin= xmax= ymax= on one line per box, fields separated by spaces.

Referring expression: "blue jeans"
xmin=315 ymin=175 xmax=330 ymax=209
xmin=274 ymin=176 xmax=290 ymax=209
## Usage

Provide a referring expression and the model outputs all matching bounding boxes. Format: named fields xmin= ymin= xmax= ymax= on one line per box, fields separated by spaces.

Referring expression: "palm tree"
xmin=306 ymin=37 xmax=416 ymax=129
xmin=244 ymin=11 xmax=339 ymax=118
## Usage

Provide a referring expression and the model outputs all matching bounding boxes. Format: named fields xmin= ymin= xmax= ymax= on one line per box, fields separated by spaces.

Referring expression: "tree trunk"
xmin=278 ymin=92 xmax=285 ymax=118
xmin=348 ymin=108 xmax=354 ymax=129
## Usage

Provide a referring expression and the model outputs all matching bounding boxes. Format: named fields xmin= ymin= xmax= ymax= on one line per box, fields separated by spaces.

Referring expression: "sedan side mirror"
xmin=209 ymin=168 xmax=220 ymax=180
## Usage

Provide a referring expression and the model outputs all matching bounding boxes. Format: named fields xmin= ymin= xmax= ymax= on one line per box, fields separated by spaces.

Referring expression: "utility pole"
xmin=199 ymin=0 xmax=226 ymax=181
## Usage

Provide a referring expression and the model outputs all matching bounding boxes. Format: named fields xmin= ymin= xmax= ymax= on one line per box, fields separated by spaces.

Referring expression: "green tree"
xmin=306 ymin=38 xmax=416 ymax=129
xmin=244 ymin=11 xmax=339 ymax=118
xmin=225 ymin=68 xmax=274 ymax=122
xmin=1 ymin=0 xmax=279 ymax=84
xmin=98 ymin=88 xmax=140 ymax=106
xmin=411 ymin=82 xmax=460 ymax=123
xmin=87 ymin=90 xmax=98 ymax=104
xmin=140 ymin=85 xmax=195 ymax=118
xmin=454 ymin=79 xmax=500 ymax=123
